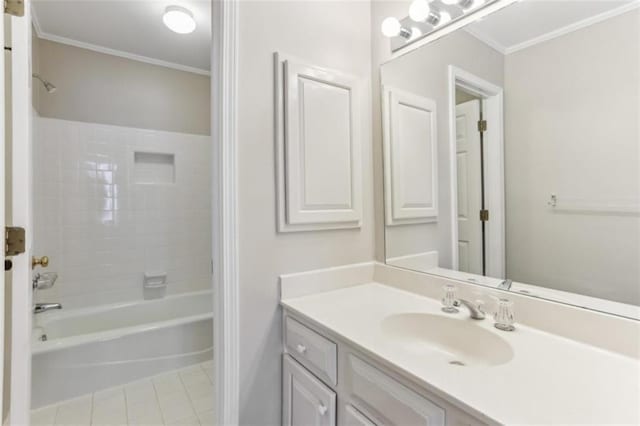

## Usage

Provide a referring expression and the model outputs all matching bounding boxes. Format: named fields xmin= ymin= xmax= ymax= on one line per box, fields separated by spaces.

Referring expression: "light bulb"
xmin=409 ymin=0 xmax=431 ymax=22
xmin=441 ymin=0 xmax=459 ymax=4
xmin=163 ymin=6 xmax=196 ymax=34
xmin=381 ymin=17 xmax=402 ymax=37
xmin=438 ymin=11 xmax=452 ymax=26
xmin=409 ymin=27 xmax=423 ymax=41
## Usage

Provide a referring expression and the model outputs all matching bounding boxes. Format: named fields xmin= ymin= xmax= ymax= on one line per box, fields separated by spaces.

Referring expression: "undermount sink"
xmin=380 ymin=313 xmax=514 ymax=367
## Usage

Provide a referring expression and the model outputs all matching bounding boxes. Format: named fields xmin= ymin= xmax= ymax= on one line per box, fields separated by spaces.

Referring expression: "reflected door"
xmin=456 ymin=100 xmax=483 ymax=275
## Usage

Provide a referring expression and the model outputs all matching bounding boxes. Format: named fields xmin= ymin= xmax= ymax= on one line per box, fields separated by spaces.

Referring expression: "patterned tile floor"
xmin=31 ymin=361 xmax=214 ymax=426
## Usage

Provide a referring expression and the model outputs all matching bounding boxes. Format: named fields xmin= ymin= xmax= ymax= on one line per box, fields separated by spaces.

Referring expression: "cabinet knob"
xmin=296 ymin=344 xmax=307 ymax=355
xmin=318 ymin=404 xmax=327 ymax=416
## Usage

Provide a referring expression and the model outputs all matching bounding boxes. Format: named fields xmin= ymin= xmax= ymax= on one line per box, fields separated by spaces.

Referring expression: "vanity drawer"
xmin=285 ymin=316 xmax=337 ymax=386
xmin=346 ymin=354 xmax=445 ymax=425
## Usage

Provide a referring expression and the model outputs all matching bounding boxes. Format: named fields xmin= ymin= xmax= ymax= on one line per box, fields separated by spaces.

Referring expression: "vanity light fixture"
xmin=163 ymin=5 xmax=196 ymax=34
xmin=381 ymin=0 xmax=513 ymax=51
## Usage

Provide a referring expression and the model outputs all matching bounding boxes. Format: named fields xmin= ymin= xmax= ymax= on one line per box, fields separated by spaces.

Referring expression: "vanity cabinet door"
xmin=283 ymin=354 xmax=336 ymax=426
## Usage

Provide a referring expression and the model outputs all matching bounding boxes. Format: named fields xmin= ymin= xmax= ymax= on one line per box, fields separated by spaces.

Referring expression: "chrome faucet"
xmin=34 ymin=303 xmax=62 ymax=314
xmin=498 ymin=279 xmax=513 ymax=291
xmin=454 ymin=299 xmax=486 ymax=320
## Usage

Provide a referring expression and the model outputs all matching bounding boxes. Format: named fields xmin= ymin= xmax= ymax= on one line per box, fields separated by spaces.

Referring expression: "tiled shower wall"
xmin=33 ymin=117 xmax=212 ymax=308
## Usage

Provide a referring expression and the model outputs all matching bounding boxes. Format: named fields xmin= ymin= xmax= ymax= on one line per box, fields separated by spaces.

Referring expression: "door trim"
xmin=9 ymin=2 xmax=34 ymax=424
xmin=447 ymin=65 xmax=505 ymax=278
xmin=211 ymin=0 xmax=240 ymax=424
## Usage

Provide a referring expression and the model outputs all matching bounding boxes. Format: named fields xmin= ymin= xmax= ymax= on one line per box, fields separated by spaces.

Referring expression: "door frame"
xmin=447 ymin=65 xmax=505 ymax=279
xmin=211 ymin=0 xmax=240 ymax=425
xmin=8 ymin=2 xmax=34 ymax=424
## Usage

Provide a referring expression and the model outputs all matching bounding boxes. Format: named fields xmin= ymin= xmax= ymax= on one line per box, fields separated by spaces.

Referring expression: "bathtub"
xmin=31 ymin=290 xmax=213 ymax=408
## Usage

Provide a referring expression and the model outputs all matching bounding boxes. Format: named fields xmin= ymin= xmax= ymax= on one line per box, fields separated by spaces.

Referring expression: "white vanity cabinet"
xmin=282 ymin=311 xmax=487 ymax=426
xmin=283 ymin=354 xmax=337 ymax=426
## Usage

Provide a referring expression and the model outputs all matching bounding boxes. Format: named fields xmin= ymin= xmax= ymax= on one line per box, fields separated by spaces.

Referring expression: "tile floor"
xmin=31 ymin=361 xmax=214 ymax=426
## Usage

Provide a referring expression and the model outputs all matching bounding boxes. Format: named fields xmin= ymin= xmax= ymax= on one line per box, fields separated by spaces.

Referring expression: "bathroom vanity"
xmin=280 ymin=263 xmax=640 ymax=426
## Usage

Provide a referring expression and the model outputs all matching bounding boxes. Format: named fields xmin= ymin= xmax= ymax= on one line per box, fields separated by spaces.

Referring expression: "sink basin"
xmin=380 ymin=313 xmax=514 ymax=367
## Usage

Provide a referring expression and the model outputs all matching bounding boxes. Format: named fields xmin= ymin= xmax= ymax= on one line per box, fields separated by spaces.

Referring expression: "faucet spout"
xmin=454 ymin=298 xmax=485 ymax=320
xmin=34 ymin=303 xmax=62 ymax=314
xmin=498 ymin=279 xmax=513 ymax=291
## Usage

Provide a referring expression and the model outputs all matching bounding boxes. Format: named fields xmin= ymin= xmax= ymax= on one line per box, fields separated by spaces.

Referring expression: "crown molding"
xmin=30 ymin=6 xmax=210 ymax=76
xmin=505 ymin=2 xmax=640 ymax=55
xmin=464 ymin=26 xmax=507 ymax=54
xmin=463 ymin=2 xmax=639 ymax=56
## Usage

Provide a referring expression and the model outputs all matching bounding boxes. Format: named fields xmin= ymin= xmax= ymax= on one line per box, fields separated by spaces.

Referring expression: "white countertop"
xmin=282 ymin=282 xmax=640 ymax=425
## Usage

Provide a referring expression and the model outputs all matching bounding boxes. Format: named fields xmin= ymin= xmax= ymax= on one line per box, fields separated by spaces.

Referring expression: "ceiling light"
xmin=163 ymin=6 xmax=196 ymax=34
xmin=409 ymin=0 xmax=431 ymax=22
xmin=381 ymin=17 xmax=402 ymax=37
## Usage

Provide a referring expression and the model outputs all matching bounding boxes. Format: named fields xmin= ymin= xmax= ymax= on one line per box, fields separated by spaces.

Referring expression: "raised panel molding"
xmin=275 ymin=52 xmax=363 ymax=232
xmin=382 ymin=86 xmax=438 ymax=226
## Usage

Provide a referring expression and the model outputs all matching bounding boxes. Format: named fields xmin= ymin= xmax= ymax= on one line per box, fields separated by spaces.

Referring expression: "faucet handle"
xmin=494 ymin=298 xmax=515 ymax=331
xmin=32 ymin=272 xmax=58 ymax=290
xmin=441 ymin=285 xmax=459 ymax=313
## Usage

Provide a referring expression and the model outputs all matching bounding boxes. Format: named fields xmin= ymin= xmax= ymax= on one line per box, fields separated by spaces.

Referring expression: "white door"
xmin=283 ymin=355 xmax=336 ymax=426
xmin=7 ymin=2 xmax=34 ymax=424
xmin=455 ymin=100 xmax=483 ymax=275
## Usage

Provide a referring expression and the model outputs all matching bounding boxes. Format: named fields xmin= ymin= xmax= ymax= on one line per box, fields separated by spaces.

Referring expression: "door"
xmin=283 ymin=354 xmax=336 ymax=426
xmin=7 ymin=1 xmax=33 ymax=424
xmin=455 ymin=100 xmax=483 ymax=275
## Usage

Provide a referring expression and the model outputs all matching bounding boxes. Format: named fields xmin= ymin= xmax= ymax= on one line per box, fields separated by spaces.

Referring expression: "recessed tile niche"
xmin=133 ymin=152 xmax=176 ymax=184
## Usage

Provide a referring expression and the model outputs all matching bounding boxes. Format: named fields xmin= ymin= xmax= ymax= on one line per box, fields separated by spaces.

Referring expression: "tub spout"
xmin=34 ymin=303 xmax=62 ymax=314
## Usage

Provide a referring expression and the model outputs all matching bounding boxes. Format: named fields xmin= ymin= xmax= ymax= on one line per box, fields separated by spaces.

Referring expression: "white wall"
xmin=32 ymin=117 xmax=212 ymax=308
xmin=504 ymin=9 xmax=640 ymax=304
xmin=377 ymin=25 xmax=504 ymax=265
xmin=237 ymin=1 xmax=374 ymax=424
xmin=34 ymin=38 xmax=211 ymax=136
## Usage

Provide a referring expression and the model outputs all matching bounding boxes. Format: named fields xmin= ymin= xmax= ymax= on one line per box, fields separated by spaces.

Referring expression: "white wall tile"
xmin=34 ymin=117 xmax=212 ymax=308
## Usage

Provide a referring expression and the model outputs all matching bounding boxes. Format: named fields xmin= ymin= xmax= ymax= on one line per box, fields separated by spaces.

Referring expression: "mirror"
xmin=381 ymin=0 xmax=640 ymax=319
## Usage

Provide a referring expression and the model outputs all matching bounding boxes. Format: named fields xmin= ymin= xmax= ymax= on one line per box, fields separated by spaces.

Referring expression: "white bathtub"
xmin=31 ymin=291 xmax=213 ymax=408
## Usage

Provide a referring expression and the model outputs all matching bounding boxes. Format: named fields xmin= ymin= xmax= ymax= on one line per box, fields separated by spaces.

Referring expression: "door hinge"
xmin=5 ymin=226 xmax=26 ymax=256
xmin=477 ymin=119 xmax=487 ymax=132
xmin=479 ymin=209 xmax=489 ymax=222
xmin=4 ymin=0 xmax=24 ymax=16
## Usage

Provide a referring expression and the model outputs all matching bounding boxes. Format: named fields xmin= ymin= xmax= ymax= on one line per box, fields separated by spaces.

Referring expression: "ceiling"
xmin=466 ymin=0 xmax=638 ymax=54
xmin=32 ymin=0 xmax=211 ymax=74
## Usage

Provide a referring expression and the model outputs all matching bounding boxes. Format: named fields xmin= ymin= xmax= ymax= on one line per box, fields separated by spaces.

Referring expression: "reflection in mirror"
xmin=382 ymin=0 xmax=640 ymax=319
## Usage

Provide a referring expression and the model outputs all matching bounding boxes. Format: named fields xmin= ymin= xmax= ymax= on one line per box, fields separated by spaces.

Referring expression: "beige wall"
xmin=504 ymin=10 xmax=640 ymax=304
xmin=33 ymin=38 xmax=210 ymax=135
xmin=237 ymin=1 xmax=374 ymax=424
xmin=377 ymin=23 xmax=504 ymax=265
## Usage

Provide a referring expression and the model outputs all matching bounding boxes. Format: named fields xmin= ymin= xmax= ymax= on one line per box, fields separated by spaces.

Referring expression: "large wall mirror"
xmin=381 ymin=0 xmax=640 ymax=319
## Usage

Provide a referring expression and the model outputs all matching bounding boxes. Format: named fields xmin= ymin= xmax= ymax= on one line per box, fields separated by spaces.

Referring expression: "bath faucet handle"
xmin=441 ymin=284 xmax=459 ymax=313
xmin=32 ymin=272 xmax=58 ymax=290
xmin=494 ymin=298 xmax=516 ymax=331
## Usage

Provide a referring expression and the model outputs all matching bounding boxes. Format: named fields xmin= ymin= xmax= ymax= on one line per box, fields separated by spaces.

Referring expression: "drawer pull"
xmin=296 ymin=344 xmax=307 ymax=355
xmin=318 ymin=403 xmax=328 ymax=416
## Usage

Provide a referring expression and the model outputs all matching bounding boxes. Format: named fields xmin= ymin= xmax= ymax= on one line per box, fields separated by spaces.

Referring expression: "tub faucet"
xmin=34 ymin=303 xmax=62 ymax=314
xmin=453 ymin=299 xmax=486 ymax=320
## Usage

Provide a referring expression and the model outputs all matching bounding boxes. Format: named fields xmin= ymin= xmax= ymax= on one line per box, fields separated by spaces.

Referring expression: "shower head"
xmin=32 ymin=73 xmax=57 ymax=93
